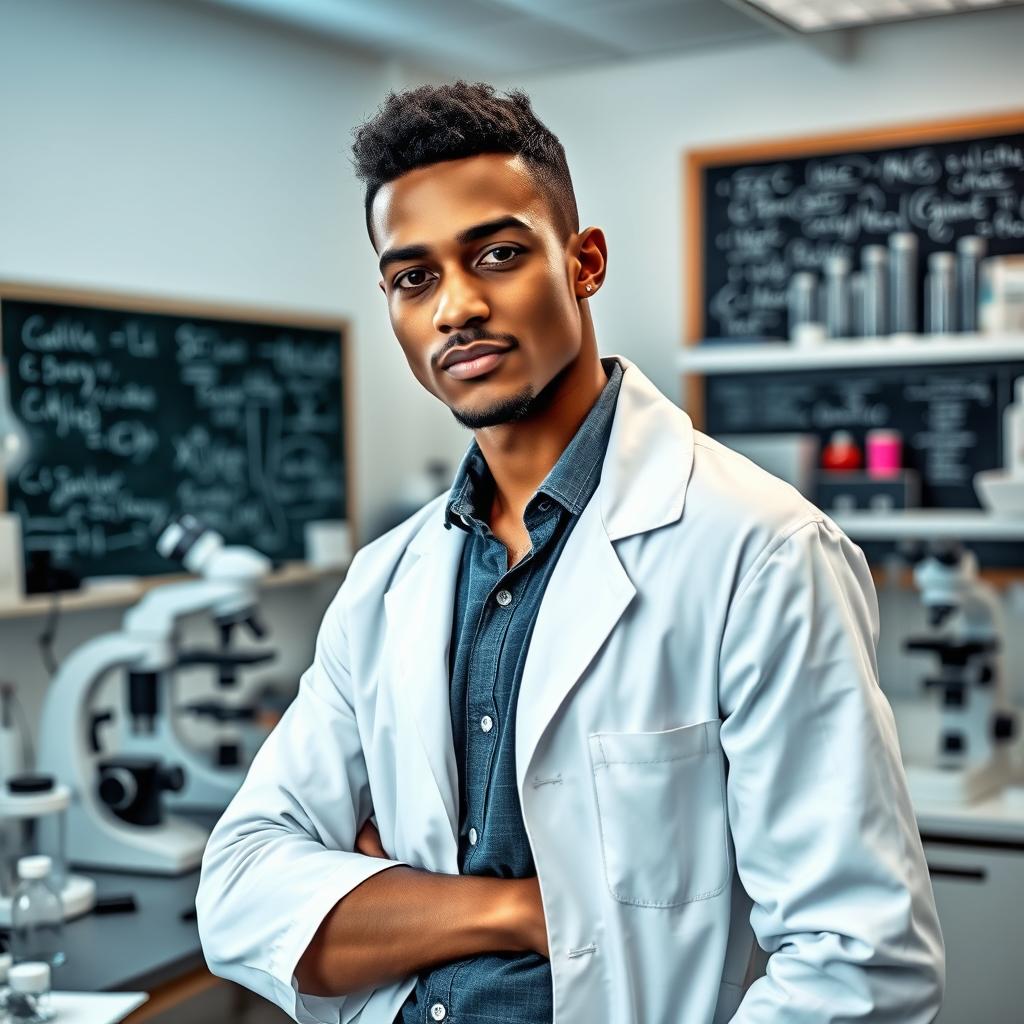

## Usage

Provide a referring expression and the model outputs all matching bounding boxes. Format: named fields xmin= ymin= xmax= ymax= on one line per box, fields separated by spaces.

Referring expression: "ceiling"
xmin=189 ymin=0 xmax=775 ymax=75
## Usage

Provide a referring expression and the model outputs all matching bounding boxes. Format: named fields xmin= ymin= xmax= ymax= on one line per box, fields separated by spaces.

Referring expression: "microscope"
xmin=37 ymin=515 xmax=275 ymax=874
xmin=903 ymin=540 xmax=1018 ymax=805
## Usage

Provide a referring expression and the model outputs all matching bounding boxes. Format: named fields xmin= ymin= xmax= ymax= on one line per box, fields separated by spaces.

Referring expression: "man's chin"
xmin=449 ymin=385 xmax=537 ymax=430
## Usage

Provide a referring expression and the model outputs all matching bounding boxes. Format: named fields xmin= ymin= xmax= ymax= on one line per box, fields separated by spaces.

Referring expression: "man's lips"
xmin=443 ymin=349 xmax=511 ymax=380
xmin=440 ymin=340 xmax=513 ymax=370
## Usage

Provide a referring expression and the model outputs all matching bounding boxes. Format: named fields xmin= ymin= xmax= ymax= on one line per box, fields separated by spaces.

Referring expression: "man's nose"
xmin=433 ymin=271 xmax=490 ymax=334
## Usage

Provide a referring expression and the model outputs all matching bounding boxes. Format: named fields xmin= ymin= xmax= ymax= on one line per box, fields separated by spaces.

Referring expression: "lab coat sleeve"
xmin=717 ymin=517 xmax=945 ymax=1023
xmin=196 ymin=587 xmax=406 ymax=1024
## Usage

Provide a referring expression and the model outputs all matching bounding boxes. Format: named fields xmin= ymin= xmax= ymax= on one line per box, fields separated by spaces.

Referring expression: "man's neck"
xmin=474 ymin=348 xmax=609 ymax=527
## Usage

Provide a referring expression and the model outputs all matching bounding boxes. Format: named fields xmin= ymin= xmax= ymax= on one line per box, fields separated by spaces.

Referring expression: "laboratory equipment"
xmin=957 ymin=235 xmax=986 ymax=332
xmin=5 ymin=963 xmax=54 ymax=1023
xmin=903 ymin=541 xmax=1017 ymax=804
xmin=865 ymin=429 xmax=902 ymax=477
xmin=973 ymin=376 xmax=1024 ymax=514
xmin=787 ymin=272 xmax=824 ymax=345
xmin=889 ymin=232 xmax=918 ymax=335
xmin=36 ymin=515 xmax=273 ymax=873
xmin=849 ymin=271 xmax=865 ymax=336
xmin=925 ymin=252 xmax=956 ymax=334
xmin=861 ymin=245 xmax=889 ymax=336
xmin=0 ymin=774 xmax=95 ymax=924
xmin=823 ymin=254 xmax=851 ymax=338
xmin=10 ymin=856 xmax=64 ymax=967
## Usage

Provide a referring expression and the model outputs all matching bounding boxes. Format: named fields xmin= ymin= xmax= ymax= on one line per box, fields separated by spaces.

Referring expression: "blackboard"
xmin=0 ymin=287 xmax=349 ymax=591
xmin=689 ymin=113 xmax=1024 ymax=340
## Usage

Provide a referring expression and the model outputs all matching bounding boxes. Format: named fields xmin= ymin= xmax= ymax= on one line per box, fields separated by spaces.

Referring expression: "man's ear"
xmin=378 ymin=280 xmax=385 ymax=295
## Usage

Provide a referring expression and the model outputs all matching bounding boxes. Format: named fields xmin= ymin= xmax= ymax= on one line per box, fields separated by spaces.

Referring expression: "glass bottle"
xmin=5 ymin=963 xmax=54 ymax=1023
xmin=889 ymin=232 xmax=919 ymax=334
xmin=957 ymin=235 xmax=986 ymax=333
xmin=10 ymin=857 xmax=64 ymax=968
xmin=861 ymin=246 xmax=889 ymax=337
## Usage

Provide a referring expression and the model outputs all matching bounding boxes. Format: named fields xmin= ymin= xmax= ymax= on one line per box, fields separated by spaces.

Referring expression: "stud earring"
xmin=585 ymin=284 xmax=593 ymax=292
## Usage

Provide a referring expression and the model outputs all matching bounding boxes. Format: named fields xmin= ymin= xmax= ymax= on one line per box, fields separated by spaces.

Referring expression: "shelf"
xmin=678 ymin=333 xmax=1024 ymax=375
xmin=0 ymin=561 xmax=346 ymax=621
xmin=831 ymin=509 xmax=1024 ymax=542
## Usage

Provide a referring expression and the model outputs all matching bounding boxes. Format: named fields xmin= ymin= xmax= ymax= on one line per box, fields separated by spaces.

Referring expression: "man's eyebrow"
xmin=378 ymin=216 xmax=533 ymax=275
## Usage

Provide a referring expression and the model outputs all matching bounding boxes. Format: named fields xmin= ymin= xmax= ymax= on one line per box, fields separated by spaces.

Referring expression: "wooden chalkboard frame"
xmin=0 ymin=281 xmax=356 ymax=583
xmin=682 ymin=109 xmax=1024 ymax=429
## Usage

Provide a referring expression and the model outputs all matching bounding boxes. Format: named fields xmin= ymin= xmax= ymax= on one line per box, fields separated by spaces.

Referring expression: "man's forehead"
xmin=371 ymin=153 xmax=546 ymax=250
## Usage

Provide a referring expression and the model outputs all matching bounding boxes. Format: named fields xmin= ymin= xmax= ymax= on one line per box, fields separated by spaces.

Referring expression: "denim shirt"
xmin=396 ymin=358 xmax=623 ymax=1024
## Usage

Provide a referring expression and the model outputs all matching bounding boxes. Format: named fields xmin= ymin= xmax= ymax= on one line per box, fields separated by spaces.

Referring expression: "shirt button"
xmin=496 ymin=589 xmax=512 ymax=607
xmin=480 ymin=715 xmax=494 ymax=733
xmin=468 ymin=827 xmax=478 ymax=846
xmin=430 ymin=1003 xmax=447 ymax=1022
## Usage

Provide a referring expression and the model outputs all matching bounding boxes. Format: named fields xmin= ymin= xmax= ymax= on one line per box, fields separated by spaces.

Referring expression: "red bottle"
xmin=821 ymin=430 xmax=862 ymax=472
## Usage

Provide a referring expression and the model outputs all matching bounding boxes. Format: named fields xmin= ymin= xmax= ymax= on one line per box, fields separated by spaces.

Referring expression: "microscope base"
xmin=907 ymin=758 xmax=1010 ymax=806
xmin=66 ymin=806 xmax=208 ymax=875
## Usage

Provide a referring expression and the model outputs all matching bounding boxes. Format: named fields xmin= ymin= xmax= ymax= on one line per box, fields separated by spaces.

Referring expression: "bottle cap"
xmin=825 ymin=253 xmax=850 ymax=275
xmin=17 ymin=855 xmax=52 ymax=880
xmin=0 ymin=952 xmax=11 ymax=981
xmin=928 ymin=251 xmax=955 ymax=270
xmin=8 ymin=961 xmax=50 ymax=994
xmin=862 ymin=245 xmax=888 ymax=265
xmin=889 ymin=232 xmax=918 ymax=250
xmin=957 ymin=235 xmax=986 ymax=256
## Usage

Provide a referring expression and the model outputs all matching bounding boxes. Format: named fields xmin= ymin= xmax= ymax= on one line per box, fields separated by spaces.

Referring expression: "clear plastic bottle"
xmin=10 ymin=857 xmax=64 ymax=968
xmin=5 ymin=963 xmax=54 ymax=1023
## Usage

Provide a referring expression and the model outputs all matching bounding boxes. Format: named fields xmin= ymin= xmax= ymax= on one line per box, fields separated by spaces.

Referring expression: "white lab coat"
xmin=197 ymin=356 xmax=944 ymax=1024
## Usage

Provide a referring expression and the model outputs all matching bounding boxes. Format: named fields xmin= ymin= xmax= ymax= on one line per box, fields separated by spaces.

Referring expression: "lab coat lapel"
xmin=514 ymin=356 xmax=695 ymax=789
xmin=515 ymin=496 xmax=636 ymax=790
xmin=383 ymin=517 xmax=464 ymax=845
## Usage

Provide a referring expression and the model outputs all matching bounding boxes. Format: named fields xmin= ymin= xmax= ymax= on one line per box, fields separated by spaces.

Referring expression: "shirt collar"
xmin=444 ymin=357 xmax=623 ymax=532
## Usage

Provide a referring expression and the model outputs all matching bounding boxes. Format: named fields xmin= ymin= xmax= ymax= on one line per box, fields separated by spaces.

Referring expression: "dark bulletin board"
xmin=688 ymin=112 xmax=1024 ymax=341
xmin=0 ymin=286 xmax=350 ymax=591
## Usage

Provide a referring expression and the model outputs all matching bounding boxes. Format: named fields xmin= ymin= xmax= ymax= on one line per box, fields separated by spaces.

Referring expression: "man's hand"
xmin=355 ymin=818 xmax=389 ymax=859
xmin=352 ymin=819 xmax=549 ymax=959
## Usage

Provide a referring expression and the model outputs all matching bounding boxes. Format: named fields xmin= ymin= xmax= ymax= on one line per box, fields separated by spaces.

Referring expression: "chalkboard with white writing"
xmin=1 ymin=290 xmax=348 ymax=591
xmin=696 ymin=119 xmax=1024 ymax=339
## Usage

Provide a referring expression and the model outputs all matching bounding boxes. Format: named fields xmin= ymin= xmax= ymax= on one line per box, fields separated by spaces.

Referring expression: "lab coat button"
xmin=496 ymin=589 xmax=512 ymax=607
xmin=430 ymin=1003 xmax=447 ymax=1021
xmin=468 ymin=827 xmax=478 ymax=846
xmin=480 ymin=715 xmax=494 ymax=733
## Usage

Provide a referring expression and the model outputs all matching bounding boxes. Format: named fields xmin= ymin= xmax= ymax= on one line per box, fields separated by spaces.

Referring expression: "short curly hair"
xmin=351 ymin=81 xmax=579 ymax=247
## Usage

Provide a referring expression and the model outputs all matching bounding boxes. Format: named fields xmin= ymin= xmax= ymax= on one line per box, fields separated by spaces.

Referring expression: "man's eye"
xmin=394 ymin=268 xmax=432 ymax=290
xmin=480 ymin=245 xmax=524 ymax=266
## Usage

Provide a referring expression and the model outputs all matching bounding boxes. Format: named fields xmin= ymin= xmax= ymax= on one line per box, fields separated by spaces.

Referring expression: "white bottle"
xmin=1005 ymin=377 xmax=1024 ymax=477
xmin=6 ymin=962 xmax=54 ymax=1023
xmin=10 ymin=857 xmax=64 ymax=968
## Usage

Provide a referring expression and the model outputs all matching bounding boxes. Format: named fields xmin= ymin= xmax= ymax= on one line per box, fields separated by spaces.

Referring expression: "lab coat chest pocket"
xmin=589 ymin=719 xmax=730 ymax=907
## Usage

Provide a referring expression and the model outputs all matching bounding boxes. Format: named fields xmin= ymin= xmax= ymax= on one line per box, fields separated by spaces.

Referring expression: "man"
xmin=197 ymin=82 xmax=944 ymax=1023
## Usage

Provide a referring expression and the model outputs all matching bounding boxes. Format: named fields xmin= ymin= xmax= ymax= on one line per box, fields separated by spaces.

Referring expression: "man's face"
xmin=372 ymin=153 xmax=585 ymax=429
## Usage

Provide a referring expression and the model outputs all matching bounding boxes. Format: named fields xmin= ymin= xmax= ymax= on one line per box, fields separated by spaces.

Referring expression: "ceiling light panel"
xmin=739 ymin=0 xmax=1019 ymax=31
